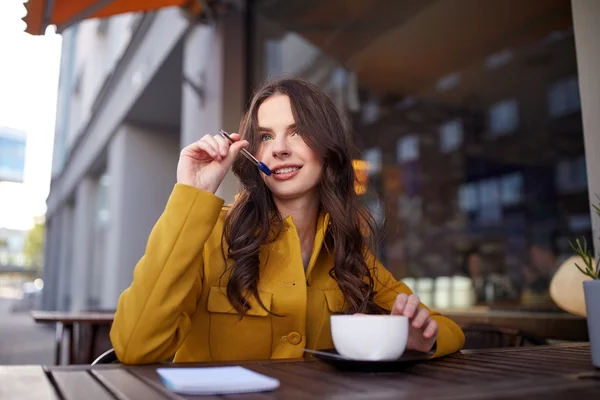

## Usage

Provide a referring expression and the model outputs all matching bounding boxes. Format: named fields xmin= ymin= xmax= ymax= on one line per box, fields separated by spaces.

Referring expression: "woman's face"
xmin=255 ymin=94 xmax=323 ymax=202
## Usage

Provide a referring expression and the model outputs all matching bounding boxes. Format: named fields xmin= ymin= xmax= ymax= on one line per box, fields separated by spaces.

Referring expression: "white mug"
xmin=330 ymin=315 xmax=409 ymax=361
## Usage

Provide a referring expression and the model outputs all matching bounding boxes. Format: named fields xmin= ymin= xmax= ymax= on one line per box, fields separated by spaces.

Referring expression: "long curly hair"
xmin=222 ymin=77 xmax=387 ymax=316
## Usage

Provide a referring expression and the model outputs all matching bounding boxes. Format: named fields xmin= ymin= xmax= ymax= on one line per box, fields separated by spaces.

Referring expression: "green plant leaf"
xmin=570 ymin=237 xmax=599 ymax=278
xmin=569 ymin=193 xmax=600 ymax=279
xmin=574 ymin=262 xmax=588 ymax=276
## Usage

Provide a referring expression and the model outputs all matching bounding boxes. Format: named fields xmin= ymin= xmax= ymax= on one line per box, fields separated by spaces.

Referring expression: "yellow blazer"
xmin=110 ymin=184 xmax=464 ymax=364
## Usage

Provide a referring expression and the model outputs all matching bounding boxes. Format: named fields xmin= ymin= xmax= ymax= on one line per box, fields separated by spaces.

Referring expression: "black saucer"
xmin=310 ymin=349 xmax=431 ymax=372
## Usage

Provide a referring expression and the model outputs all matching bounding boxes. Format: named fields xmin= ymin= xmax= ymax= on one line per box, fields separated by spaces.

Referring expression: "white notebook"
xmin=156 ymin=366 xmax=281 ymax=395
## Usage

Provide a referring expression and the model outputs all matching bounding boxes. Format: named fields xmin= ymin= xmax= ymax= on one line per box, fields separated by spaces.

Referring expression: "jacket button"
xmin=288 ymin=332 xmax=302 ymax=345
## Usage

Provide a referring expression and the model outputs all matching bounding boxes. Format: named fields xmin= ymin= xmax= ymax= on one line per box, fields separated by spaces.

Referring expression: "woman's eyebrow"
xmin=258 ymin=123 xmax=297 ymax=133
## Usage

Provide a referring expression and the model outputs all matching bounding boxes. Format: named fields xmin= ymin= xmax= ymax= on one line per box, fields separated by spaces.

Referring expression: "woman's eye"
xmin=261 ymin=134 xmax=273 ymax=141
xmin=291 ymin=130 xmax=300 ymax=136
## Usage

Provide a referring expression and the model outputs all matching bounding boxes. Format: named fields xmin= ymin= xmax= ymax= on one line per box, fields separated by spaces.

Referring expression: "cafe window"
xmin=478 ymin=178 xmax=502 ymax=224
xmin=361 ymin=99 xmax=380 ymax=125
xmin=458 ymin=183 xmax=478 ymax=213
xmin=439 ymin=119 xmax=463 ymax=153
xmin=548 ymin=75 xmax=580 ymax=118
xmin=500 ymin=173 xmax=524 ymax=206
xmin=555 ymin=155 xmax=587 ymax=193
xmin=488 ymin=98 xmax=519 ymax=136
xmin=396 ymin=135 xmax=419 ymax=163
xmin=252 ymin=0 xmax=589 ymax=310
xmin=362 ymin=148 xmax=382 ymax=176
xmin=265 ymin=39 xmax=283 ymax=77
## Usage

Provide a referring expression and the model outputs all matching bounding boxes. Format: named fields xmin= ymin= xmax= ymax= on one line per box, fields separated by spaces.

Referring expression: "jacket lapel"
xmin=305 ymin=212 xmax=330 ymax=281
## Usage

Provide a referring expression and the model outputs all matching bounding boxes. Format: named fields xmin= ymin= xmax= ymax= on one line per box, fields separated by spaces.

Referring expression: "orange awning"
xmin=23 ymin=0 xmax=202 ymax=35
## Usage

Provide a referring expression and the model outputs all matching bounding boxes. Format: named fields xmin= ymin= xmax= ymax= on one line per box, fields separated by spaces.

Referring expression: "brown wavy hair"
xmin=222 ymin=77 xmax=387 ymax=317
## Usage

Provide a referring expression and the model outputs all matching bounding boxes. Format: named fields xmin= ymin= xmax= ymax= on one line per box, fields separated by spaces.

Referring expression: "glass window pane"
xmin=489 ymin=99 xmax=519 ymax=135
xmin=363 ymin=148 xmax=382 ymax=176
xmin=501 ymin=173 xmax=524 ymax=206
xmin=397 ymin=135 xmax=419 ymax=163
xmin=439 ymin=119 xmax=463 ymax=152
xmin=253 ymin=0 xmax=589 ymax=310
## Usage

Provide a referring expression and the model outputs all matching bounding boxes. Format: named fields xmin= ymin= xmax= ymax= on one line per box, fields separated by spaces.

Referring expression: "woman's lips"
xmin=271 ymin=167 xmax=301 ymax=181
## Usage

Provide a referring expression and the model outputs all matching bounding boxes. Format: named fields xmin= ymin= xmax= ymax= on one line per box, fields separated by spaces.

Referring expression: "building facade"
xmin=41 ymin=0 xmax=600 ymax=312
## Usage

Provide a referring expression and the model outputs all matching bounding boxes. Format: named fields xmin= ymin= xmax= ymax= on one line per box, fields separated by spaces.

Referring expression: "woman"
xmin=110 ymin=78 xmax=464 ymax=364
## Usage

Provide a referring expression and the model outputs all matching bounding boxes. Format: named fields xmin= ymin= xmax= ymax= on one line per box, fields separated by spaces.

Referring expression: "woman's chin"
xmin=270 ymin=187 xmax=315 ymax=202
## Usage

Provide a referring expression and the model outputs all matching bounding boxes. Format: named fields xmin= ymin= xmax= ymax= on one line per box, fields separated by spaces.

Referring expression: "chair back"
xmin=461 ymin=325 xmax=545 ymax=349
xmin=92 ymin=348 xmax=119 ymax=365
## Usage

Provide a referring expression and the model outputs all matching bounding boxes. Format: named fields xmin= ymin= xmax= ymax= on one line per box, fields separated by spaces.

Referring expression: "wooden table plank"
xmin=91 ymin=369 xmax=179 ymax=400
xmin=129 ymin=368 xmax=223 ymax=400
xmin=52 ymin=370 xmax=114 ymax=400
xmin=0 ymin=366 xmax=59 ymax=400
xmin=406 ymin=377 xmax=600 ymax=400
xmin=443 ymin=354 xmax=576 ymax=375
xmin=460 ymin=341 xmax=590 ymax=354
xmin=474 ymin=349 xmax=592 ymax=367
xmin=476 ymin=352 xmax=591 ymax=371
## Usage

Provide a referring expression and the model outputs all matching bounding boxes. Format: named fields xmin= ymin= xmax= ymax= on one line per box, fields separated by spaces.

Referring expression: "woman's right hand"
xmin=177 ymin=133 xmax=249 ymax=193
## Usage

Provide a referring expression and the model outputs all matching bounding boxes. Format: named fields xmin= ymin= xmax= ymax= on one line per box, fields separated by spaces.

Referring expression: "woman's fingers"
xmin=229 ymin=133 xmax=242 ymax=141
xmin=228 ymin=139 xmax=249 ymax=158
xmin=423 ymin=319 xmax=438 ymax=339
xmin=391 ymin=294 xmax=420 ymax=318
xmin=213 ymin=134 xmax=230 ymax=157
xmin=411 ymin=307 xmax=430 ymax=329
xmin=403 ymin=295 xmax=420 ymax=319
xmin=193 ymin=133 xmax=242 ymax=161
xmin=190 ymin=137 xmax=219 ymax=161
xmin=391 ymin=293 xmax=408 ymax=315
xmin=202 ymin=135 xmax=224 ymax=160
xmin=223 ymin=133 xmax=249 ymax=161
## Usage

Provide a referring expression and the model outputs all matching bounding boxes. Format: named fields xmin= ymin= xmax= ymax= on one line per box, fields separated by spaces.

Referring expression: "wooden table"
xmin=30 ymin=311 xmax=114 ymax=365
xmin=1 ymin=343 xmax=598 ymax=399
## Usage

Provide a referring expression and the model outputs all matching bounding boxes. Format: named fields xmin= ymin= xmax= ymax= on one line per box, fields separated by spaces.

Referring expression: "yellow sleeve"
xmin=110 ymin=184 xmax=224 ymax=364
xmin=370 ymin=255 xmax=465 ymax=358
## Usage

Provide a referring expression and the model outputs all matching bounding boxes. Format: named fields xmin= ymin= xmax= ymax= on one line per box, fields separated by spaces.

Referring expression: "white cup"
xmin=330 ymin=315 xmax=409 ymax=361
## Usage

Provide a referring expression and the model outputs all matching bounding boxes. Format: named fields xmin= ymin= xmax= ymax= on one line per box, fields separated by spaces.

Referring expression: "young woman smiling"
xmin=110 ymin=77 xmax=465 ymax=364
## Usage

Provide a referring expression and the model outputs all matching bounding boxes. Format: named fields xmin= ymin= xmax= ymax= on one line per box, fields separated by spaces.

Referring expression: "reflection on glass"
xmin=253 ymin=0 xmax=591 ymax=311
xmin=439 ymin=119 xmax=463 ymax=153
xmin=396 ymin=135 xmax=419 ymax=163
xmin=548 ymin=75 xmax=580 ymax=118
xmin=488 ymin=99 xmax=519 ymax=136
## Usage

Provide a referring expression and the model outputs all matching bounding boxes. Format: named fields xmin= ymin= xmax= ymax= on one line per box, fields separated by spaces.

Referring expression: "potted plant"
xmin=570 ymin=195 xmax=600 ymax=368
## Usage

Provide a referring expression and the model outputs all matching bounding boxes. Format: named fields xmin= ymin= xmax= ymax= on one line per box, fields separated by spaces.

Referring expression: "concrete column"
xmin=572 ymin=0 xmax=600 ymax=256
xmin=40 ymin=216 xmax=59 ymax=310
xmin=56 ymin=204 xmax=74 ymax=311
xmin=100 ymin=124 xmax=180 ymax=309
xmin=181 ymin=9 xmax=247 ymax=203
xmin=70 ymin=178 xmax=97 ymax=311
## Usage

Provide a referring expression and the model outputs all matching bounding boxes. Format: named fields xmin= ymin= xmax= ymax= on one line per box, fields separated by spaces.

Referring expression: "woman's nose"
xmin=272 ymin=137 xmax=291 ymax=158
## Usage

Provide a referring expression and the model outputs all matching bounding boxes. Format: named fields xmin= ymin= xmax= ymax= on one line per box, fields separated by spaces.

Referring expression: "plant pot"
xmin=584 ymin=280 xmax=600 ymax=368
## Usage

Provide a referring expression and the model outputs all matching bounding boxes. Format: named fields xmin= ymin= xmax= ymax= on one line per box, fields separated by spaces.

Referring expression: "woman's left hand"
xmin=391 ymin=293 xmax=438 ymax=353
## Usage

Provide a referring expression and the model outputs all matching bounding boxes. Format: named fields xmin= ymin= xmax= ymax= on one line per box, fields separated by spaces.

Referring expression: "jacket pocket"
xmin=207 ymin=286 xmax=273 ymax=360
xmin=324 ymin=288 xmax=347 ymax=314
xmin=313 ymin=288 xmax=347 ymax=351
xmin=207 ymin=286 xmax=272 ymax=316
